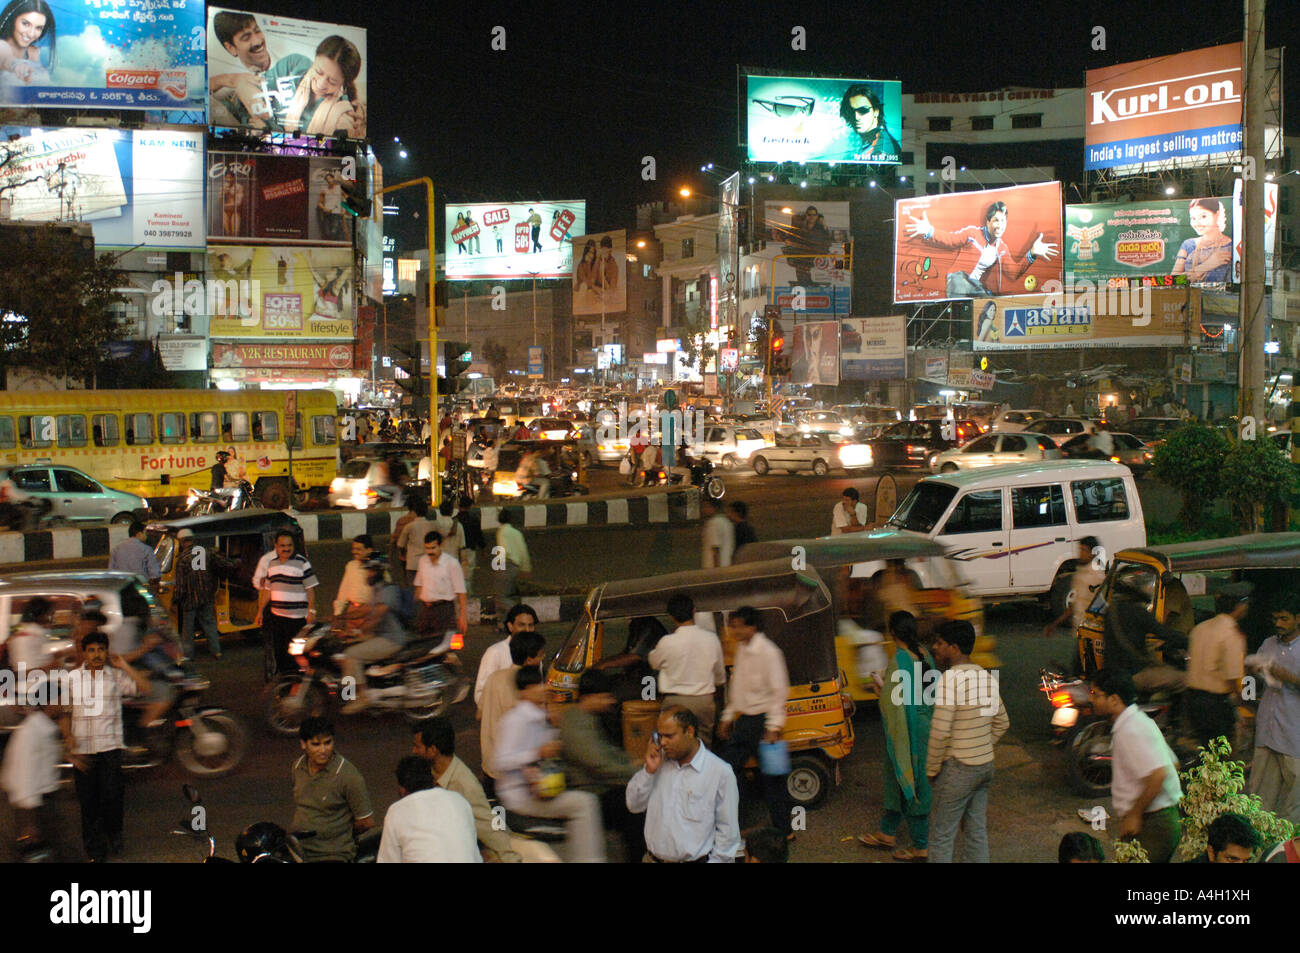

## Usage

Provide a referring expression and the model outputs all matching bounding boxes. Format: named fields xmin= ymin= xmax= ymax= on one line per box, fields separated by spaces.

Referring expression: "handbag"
xmin=619 ymin=456 xmax=633 ymax=476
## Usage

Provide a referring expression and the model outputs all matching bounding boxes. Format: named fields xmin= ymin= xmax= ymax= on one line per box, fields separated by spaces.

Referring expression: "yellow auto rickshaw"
xmin=547 ymin=559 xmax=853 ymax=807
xmin=735 ymin=531 xmax=997 ymax=702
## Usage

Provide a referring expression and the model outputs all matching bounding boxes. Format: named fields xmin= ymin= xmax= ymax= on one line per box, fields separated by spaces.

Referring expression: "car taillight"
xmin=450 ymin=633 xmax=464 ymax=650
xmin=1109 ymin=456 xmax=1120 ymax=463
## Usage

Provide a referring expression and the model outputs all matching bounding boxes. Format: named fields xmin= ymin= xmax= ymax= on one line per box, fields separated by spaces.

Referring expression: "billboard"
xmin=971 ymin=288 xmax=1199 ymax=350
xmin=893 ymin=182 xmax=1063 ymax=303
xmin=746 ymin=75 xmax=901 ymax=164
xmin=789 ymin=320 xmax=839 ymax=385
xmin=206 ymin=245 xmax=353 ymax=338
xmin=840 ymin=316 xmax=905 ymax=381
xmin=445 ymin=201 xmax=585 ymax=279
xmin=0 ymin=127 xmax=204 ymax=250
xmin=212 ymin=342 xmax=354 ymax=368
xmin=1085 ymin=44 xmax=1242 ymax=171
xmin=571 ymin=229 xmax=626 ymax=315
xmin=207 ymin=152 xmax=351 ymax=243
xmin=1065 ymin=197 xmax=1235 ymax=286
xmin=0 ymin=0 xmax=205 ymax=110
xmin=1232 ymin=179 xmax=1278 ymax=285
xmin=207 ymin=8 xmax=368 ymax=139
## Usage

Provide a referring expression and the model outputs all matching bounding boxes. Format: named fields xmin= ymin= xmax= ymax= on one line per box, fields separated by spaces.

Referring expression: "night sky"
xmin=259 ymin=0 xmax=1298 ymax=247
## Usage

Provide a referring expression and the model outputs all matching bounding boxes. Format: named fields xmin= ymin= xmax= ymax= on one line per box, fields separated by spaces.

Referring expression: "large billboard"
xmin=445 ymin=201 xmax=585 ymax=279
xmin=570 ymin=229 xmax=626 ymax=316
xmin=207 ymin=8 xmax=367 ymax=139
xmin=0 ymin=0 xmax=205 ymax=110
xmin=213 ymin=342 xmax=354 ymax=369
xmin=1085 ymin=44 xmax=1242 ymax=171
xmin=766 ymin=199 xmax=852 ymax=316
xmin=207 ymin=152 xmax=351 ymax=243
xmin=746 ymin=75 xmax=901 ymax=164
xmin=206 ymin=245 xmax=353 ymax=339
xmin=789 ymin=320 xmax=840 ymax=385
xmin=0 ymin=126 xmax=204 ymax=250
xmin=894 ymin=183 xmax=1063 ymax=303
xmin=971 ymin=288 xmax=1199 ymax=350
xmin=841 ymin=316 xmax=905 ymax=381
xmin=1232 ymin=180 xmax=1278 ymax=285
xmin=1065 ymin=197 xmax=1235 ymax=286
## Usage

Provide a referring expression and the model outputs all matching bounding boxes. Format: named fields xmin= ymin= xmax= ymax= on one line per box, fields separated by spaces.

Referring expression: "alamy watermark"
xmin=149 ymin=272 xmax=261 ymax=325
xmin=592 ymin=401 xmax=708 ymax=449
xmin=0 ymin=665 xmax=105 ymax=714
xmin=890 ymin=662 xmax=1002 ymax=717
xmin=1036 ymin=279 xmax=1152 ymax=326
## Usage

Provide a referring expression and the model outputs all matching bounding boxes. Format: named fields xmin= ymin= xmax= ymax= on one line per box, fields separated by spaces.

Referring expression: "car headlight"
xmin=839 ymin=426 xmax=853 ymax=436
xmin=838 ymin=445 xmax=872 ymax=467
xmin=330 ymin=478 xmax=345 ymax=492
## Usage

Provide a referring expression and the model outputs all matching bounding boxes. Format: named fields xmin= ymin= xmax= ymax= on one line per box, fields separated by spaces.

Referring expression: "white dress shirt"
xmin=702 ymin=513 xmax=735 ymax=568
xmin=496 ymin=523 xmax=532 ymax=573
xmin=649 ymin=624 xmax=726 ymax=697
xmin=69 ymin=666 xmax=139 ymax=755
xmin=474 ymin=637 xmax=513 ymax=707
xmin=626 ymin=742 xmax=741 ymax=863
xmin=1111 ymin=704 xmax=1182 ymax=816
xmin=413 ymin=552 xmax=467 ymax=603
xmin=377 ymin=787 xmax=483 ymax=863
xmin=493 ymin=699 xmax=555 ymax=811
xmin=831 ymin=501 xmax=869 ymax=534
xmin=722 ymin=632 xmax=790 ymax=733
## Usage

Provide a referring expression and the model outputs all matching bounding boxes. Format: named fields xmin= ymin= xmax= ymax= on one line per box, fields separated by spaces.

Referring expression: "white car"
xmin=931 ymin=432 xmax=1061 ymax=472
xmin=792 ymin=410 xmax=855 ymax=437
xmin=1022 ymin=417 xmax=1099 ymax=447
xmin=991 ymin=409 xmax=1048 ymax=432
xmin=749 ymin=433 xmax=872 ymax=476
xmin=328 ymin=457 xmax=417 ymax=509
xmin=694 ymin=425 xmax=768 ymax=469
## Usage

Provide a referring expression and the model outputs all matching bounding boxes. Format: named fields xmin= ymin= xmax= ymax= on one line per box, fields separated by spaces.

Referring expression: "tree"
xmin=1151 ymin=424 xmax=1231 ymax=529
xmin=481 ymin=339 xmax=509 ymax=382
xmin=1221 ymin=435 xmax=1297 ymax=533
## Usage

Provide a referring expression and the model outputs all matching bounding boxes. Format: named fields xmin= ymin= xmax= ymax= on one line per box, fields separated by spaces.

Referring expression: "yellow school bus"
xmin=0 ymin=389 xmax=339 ymax=511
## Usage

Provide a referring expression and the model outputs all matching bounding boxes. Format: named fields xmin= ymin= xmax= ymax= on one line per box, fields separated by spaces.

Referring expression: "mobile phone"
xmin=651 ymin=731 xmax=660 ymax=746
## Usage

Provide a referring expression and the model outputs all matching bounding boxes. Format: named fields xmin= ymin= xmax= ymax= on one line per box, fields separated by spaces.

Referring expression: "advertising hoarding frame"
xmin=744 ymin=73 xmax=902 ymax=165
xmin=970 ymin=288 xmax=1200 ymax=351
xmin=840 ymin=316 xmax=906 ymax=381
xmin=445 ymin=201 xmax=585 ymax=280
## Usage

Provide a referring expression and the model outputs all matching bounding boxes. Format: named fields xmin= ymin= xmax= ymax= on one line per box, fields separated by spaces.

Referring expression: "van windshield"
xmin=887 ymin=483 xmax=957 ymax=533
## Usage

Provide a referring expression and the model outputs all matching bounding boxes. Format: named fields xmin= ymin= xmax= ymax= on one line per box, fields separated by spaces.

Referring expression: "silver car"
xmin=0 ymin=571 xmax=160 ymax=668
xmin=0 ymin=464 xmax=149 ymax=526
xmin=931 ymin=432 xmax=1062 ymax=472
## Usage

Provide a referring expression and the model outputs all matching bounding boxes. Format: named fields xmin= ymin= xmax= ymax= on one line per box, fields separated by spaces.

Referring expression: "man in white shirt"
xmin=412 ymin=530 xmax=468 ymax=637
xmin=493 ymin=509 xmax=531 ymax=623
xmin=1043 ymin=536 xmax=1104 ymax=638
xmin=396 ymin=497 xmax=438 ymax=587
xmin=474 ymin=603 xmax=538 ymax=709
xmin=649 ymin=593 xmax=725 ymax=746
xmin=719 ymin=606 xmax=793 ymax=836
xmin=1090 ymin=668 xmax=1183 ymax=863
xmin=626 ymin=706 xmax=742 ymax=863
xmin=431 ymin=499 xmax=466 ymax=563
xmin=493 ymin=667 xmax=605 ymax=863
xmin=831 ymin=487 xmax=869 ymax=535
xmin=378 ymin=756 xmax=482 ymax=863
xmin=701 ymin=496 xmax=735 ymax=569
xmin=332 ymin=535 xmax=375 ymax=618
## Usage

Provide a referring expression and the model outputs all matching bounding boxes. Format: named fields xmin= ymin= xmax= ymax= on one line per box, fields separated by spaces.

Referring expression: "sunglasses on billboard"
xmin=752 ymin=95 xmax=815 ymax=118
xmin=851 ymin=104 xmax=879 ymax=116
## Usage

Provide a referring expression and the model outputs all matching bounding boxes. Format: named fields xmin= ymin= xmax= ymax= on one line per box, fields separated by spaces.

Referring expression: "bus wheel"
xmin=260 ymin=481 xmax=291 ymax=510
xmin=290 ymin=483 xmax=310 ymax=509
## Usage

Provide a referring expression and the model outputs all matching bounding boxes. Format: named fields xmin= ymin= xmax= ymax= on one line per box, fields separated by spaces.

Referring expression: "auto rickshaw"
xmin=547 ymin=559 xmax=853 ymax=807
xmin=734 ymin=531 xmax=996 ymax=702
xmin=490 ymin=439 xmax=589 ymax=499
xmin=149 ymin=509 xmax=307 ymax=638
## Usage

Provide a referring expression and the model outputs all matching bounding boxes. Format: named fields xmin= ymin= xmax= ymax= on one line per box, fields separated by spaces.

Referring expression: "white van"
xmin=883 ymin=460 xmax=1145 ymax=607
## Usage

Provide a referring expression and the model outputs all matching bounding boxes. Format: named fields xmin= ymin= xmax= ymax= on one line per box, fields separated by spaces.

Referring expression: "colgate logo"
xmin=105 ymin=69 xmax=187 ymax=98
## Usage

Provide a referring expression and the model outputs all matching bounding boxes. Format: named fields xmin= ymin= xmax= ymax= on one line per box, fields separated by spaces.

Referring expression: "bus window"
xmin=92 ymin=414 xmax=120 ymax=447
xmin=0 ymin=416 xmax=15 ymax=449
xmin=312 ymin=415 xmax=337 ymax=445
xmin=190 ymin=412 xmax=220 ymax=443
xmin=56 ymin=414 xmax=88 ymax=448
xmin=18 ymin=415 xmax=54 ymax=449
xmin=253 ymin=411 xmax=278 ymax=442
xmin=222 ymin=412 xmax=250 ymax=442
xmin=158 ymin=412 xmax=186 ymax=445
xmin=125 ymin=413 xmax=154 ymax=446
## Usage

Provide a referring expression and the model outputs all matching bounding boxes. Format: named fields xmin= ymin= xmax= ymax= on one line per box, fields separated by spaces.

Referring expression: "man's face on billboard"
xmin=985 ymin=210 xmax=1008 ymax=241
xmin=225 ymin=21 xmax=270 ymax=71
xmin=848 ymin=95 xmax=879 ymax=135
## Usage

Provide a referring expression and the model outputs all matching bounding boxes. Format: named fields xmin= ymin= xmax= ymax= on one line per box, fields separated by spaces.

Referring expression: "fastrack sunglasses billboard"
xmin=745 ymin=74 xmax=901 ymax=164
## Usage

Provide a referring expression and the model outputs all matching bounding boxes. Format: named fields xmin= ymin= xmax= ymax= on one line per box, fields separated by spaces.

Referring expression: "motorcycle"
xmin=0 ymin=499 xmax=51 ymax=531
xmin=186 ymin=480 xmax=256 ymax=517
xmin=646 ymin=458 xmax=725 ymax=501
xmin=265 ymin=623 xmax=467 ymax=735
xmin=518 ymin=468 xmax=588 ymax=500
xmin=119 ymin=670 xmax=247 ymax=777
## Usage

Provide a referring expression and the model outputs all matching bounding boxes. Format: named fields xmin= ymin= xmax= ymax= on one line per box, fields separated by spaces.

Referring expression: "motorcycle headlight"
xmin=186 ymin=489 xmax=199 ymax=503
xmin=289 ymin=636 xmax=308 ymax=656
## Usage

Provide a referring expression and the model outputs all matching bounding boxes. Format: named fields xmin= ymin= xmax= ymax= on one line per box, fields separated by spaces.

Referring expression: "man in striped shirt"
xmin=925 ymin=619 xmax=1008 ymax=863
xmin=254 ymin=530 xmax=319 ymax=676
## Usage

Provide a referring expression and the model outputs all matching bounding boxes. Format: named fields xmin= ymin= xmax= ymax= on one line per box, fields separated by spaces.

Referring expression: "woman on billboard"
xmin=260 ymin=35 xmax=366 ymax=139
xmin=905 ymin=199 xmax=1057 ymax=298
xmin=0 ymin=0 xmax=54 ymax=85
xmin=1171 ymin=197 xmax=1231 ymax=284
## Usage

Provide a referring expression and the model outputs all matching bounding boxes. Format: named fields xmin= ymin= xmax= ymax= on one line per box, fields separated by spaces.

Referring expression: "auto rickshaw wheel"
xmin=290 ymin=483 xmax=310 ymax=508
xmin=787 ymin=754 xmax=831 ymax=807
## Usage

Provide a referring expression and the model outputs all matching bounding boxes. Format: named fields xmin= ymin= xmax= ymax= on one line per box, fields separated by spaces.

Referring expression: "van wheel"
xmin=812 ymin=459 xmax=830 ymax=477
xmin=1048 ymin=569 xmax=1073 ymax=622
xmin=787 ymin=755 xmax=831 ymax=808
xmin=260 ymin=481 xmax=291 ymax=510
xmin=110 ymin=512 xmax=135 ymax=525
xmin=940 ymin=463 xmax=958 ymax=473
xmin=751 ymin=456 xmax=770 ymax=476
xmin=720 ymin=454 xmax=738 ymax=471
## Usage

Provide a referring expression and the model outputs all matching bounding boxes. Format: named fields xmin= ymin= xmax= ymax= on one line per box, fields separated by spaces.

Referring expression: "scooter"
xmin=518 ymin=469 xmax=588 ymax=500
xmin=265 ymin=623 xmax=466 ymax=735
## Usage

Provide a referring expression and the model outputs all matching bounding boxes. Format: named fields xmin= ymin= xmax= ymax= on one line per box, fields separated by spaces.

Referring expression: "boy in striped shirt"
xmin=254 ymin=530 xmax=319 ymax=676
xmin=925 ymin=619 xmax=1008 ymax=863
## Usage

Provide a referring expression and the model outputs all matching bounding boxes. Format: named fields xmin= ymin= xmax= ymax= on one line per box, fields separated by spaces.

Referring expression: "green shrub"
xmin=1151 ymin=425 xmax=1231 ymax=529
xmin=1221 ymin=436 xmax=1297 ymax=533
xmin=1173 ymin=737 xmax=1295 ymax=862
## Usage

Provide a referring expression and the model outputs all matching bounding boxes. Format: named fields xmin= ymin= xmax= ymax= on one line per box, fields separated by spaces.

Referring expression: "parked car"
xmin=0 ymin=464 xmax=149 ymax=526
xmin=1023 ymin=417 xmax=1099 ymax=447
xmin=749 ymin=433 xmax=873 ymax=477
xmin=1058 ymin=432 xmax=1154 ymax=476
xmin=931 ymin=432 xmax=1061 ymax=472
xmin=991 ymin=409 xmax=1048 ymax=432
xmin=694 ymin=425 xmax=768 ymax=469
xmin=868 ymin=419 xmax=980 ymax=471
xmin=328 ymin=457 xmax=418 ymax=510
xmin=1126 ymin=417 xmax=1187 ymax=451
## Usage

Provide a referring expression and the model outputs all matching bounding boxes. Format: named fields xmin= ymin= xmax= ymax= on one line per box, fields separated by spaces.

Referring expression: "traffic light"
xmin=339 ymin=178 xmax=372 ymax=217
xmin=392 ymin=344 xmax=424 ymax=398
xmin=769 ymin=318 xmax=788 ymax=376
xmin=440 ymin=340 xmax=471 ymax=395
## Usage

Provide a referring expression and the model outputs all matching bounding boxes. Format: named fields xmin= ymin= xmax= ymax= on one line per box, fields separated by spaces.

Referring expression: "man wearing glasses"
xmin=837 ymin=85 xmax=901 ymax=162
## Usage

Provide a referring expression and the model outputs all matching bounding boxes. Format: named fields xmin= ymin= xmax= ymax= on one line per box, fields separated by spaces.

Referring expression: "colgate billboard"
xmin=1085 ymin=43 xmax=1242 ymax=171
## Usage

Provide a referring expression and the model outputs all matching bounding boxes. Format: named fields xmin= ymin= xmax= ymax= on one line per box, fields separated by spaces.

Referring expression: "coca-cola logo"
xmin=328 ymin=345 xmax=351 ymax=368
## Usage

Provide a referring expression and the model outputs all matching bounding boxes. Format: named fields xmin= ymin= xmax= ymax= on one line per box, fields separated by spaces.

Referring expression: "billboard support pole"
xmin=1240 ymin=0 xmax=1267 ymax=425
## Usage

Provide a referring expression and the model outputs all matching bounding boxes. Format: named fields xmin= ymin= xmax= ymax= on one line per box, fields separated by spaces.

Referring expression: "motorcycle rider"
xmin=211 ymin=451 xmax=230 ymax=492
xmin=516 ymin=449 xmax=551 ymax=499
xmin=341 ymin=556 xmax=410 ymax=715
xmin=1103 ymin=571 xmax=1188 ymax=694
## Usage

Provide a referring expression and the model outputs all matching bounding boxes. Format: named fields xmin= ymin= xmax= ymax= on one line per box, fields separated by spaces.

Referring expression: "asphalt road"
xmin=1 ymin=468 xmax=1178 ymax=863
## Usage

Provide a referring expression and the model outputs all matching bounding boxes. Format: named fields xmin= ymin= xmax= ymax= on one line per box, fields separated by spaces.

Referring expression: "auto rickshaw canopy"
xmin=734 ymin=531 xmax=948 ymax=570
xmin=147 ymin=508 xmax=303 ymax=542
xmin=1116 ymin=532 xmax=1300 ymax=574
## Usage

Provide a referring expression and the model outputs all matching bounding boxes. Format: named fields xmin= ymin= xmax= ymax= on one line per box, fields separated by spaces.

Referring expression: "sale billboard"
xmin=207 ymin=8 xmax=368 ymax=139
xmin=1084 ymin=44 xmax=1242 ymax=171
xmin=571 ymin=229 xmax=626 ymax=315
xmin=445 ymin=201 xmax=585 ymax=279
xmin=971 ymin=288 xmax=1199 ymax=350
xmin=840 ymin=316 xmax=905 ymax=381
xmin=1065 ymin=197 xmax=1234 ymax=286
xmin=206 ymin=245 xmax=353 ymax=338
xmin=0 ymin=126 xmax=204 ymax=251
xmin=207 ymin=152 xmax=351 ymax=243
xmin=894 ymin=183 xmax=1063 ymax=303
xmin=745 ymin=75 xmax=902 ymax=164
xmin=0 ymin=0 xmax=206 ymax=110
xmin=789 ymin=320 xmax=839 ymax=385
